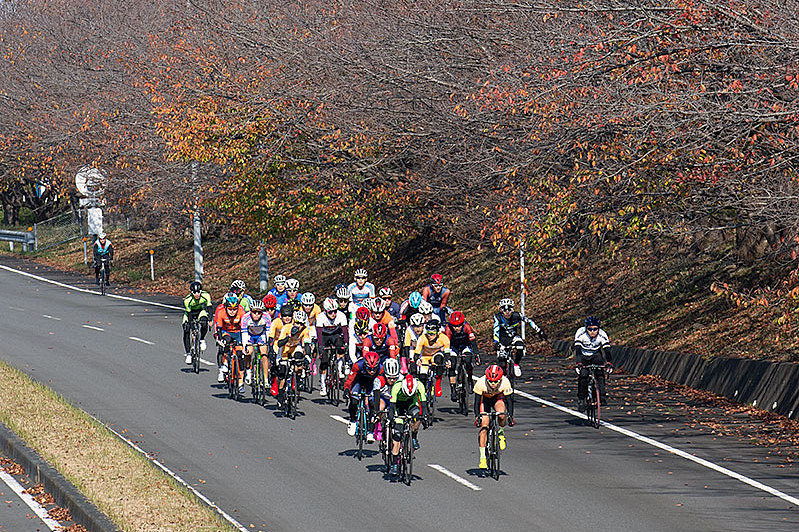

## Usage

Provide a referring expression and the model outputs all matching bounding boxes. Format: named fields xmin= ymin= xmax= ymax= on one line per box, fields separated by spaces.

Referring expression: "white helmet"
xmin=383 ymin=358 xmax=400 ymax=379
xmin=286 ymin=278 xmax=300 ymax=291
xmin=409 ymin=313 xmax=425 ymax=327
xmin=301 ymin=292 xmax=315 ymax=306
xmin=335 ymin=286 xmax=351 ymax=299
xmin=371 ymin=297 xmax=386 ymax=313
xmin=499 ymin=298 xmax=514 ymax=311
xmin=250 ymin=299 xmax=265 ymax=311
xmin=323 ymin=297 xmax=338 ymax=312
xmin=354 ymin=268 xmax=368 ymax=278
xmin=293 ymin=310 xmax=308 ymax=325
xmin=418 ymin=300 xmax=434 ymax=314
xmin=273 ymin=274 xmax=286 ymax=286
xmin=378 ymin=286 xmax=392 ymax=298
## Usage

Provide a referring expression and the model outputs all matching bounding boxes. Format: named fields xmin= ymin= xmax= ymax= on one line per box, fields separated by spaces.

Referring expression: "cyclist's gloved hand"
xmin=575 ymin=363 xmax=583 ymax=375
xmin=605 ymin=362 xmax=614 ymax=374
xmin=291 ymin=326 xmax=301 ymax=337
xmin=538 ymin=330 xmax=548 ymax=341
xmin=508 ymin=416 xmax=516 ymax=427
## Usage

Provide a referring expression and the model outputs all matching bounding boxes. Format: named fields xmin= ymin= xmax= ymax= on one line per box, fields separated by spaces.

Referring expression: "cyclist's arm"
xmin=440 ymin=288 xmax=450 ymax=308
xmin=492 ymin=315 xmax=500 ymax=344
xmin=522 ymin=315 xmax=542 ymax=334
xmin=343 ymin=364 xmax=358 ymax=391
xmin=573 ymin=341 xmax=585 ymax=365
xmin=473 ymin=392 xmax=483 ymax=416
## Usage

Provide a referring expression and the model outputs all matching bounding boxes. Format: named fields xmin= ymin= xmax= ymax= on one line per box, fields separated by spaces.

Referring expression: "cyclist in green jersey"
xmin=182 ymin=281 xmax=212 ymax=364
xmin=388 ymin=374 xmax=428 ymax=476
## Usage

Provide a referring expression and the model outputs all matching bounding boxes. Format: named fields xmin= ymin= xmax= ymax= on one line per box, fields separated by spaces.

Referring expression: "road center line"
xmin=81 ymin=324 xmax=104 ymax=331
xmin=42 ymin=314 xmax=61 ymax=320
xmin=8 ymin=305 xmax=25 ymax=311
xmin=330 ymin=414 xmax=349 ymax=425
xmin=0 ymin=469 xmax=62 ymax=531
xmin=129 ymin=336 xmax=154 ymax=345
xmin=427 ymin=464 xmax=482 ymax=491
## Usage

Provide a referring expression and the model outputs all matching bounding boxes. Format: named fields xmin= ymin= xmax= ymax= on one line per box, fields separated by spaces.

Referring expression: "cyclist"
xmin=347 ymin=268 xmax=375 ymax=306
xmin=343 ymin=350 xmax=381 ymax=441
xmin=300 ymin=292 xmax=321 ymax=367
xmin=378 ymin=287 xmax=401 ymax=320
xmin=402 ymin=313 xmax=426 ymax=374
xmin=315 ymin=297 xmax=349 ymax=396
xmin=574 ymin=316 xmax=613 ymax=411
xmin=242 ymin=299 xmax=271 ymax=388
xmin=421 ymin=273 xmax=451 ymax=322
xmin=275 ymin=309 xmax=313 ymax=407
xmin=444 ymin=310 xmax=480 ymax=402
xmin=388 ymin=374 xmax=427 ymax=476
xmin=262 ymin=293 xmax=278 ymax=321
xmin=361 ymin=322 xmax=399 ymax=362
xmin=267 ymin=274 xmax=288 ymax=310
xmin=335 ymin=285 xmax=356 ymax=323
xmin=229 ymin=279 xmax=252 ymax=312
xmin=213 ymin=293 xmax=246 ymax=386
xmin=493 ymin=298 xmax=547 ymax=378
xmin=367 ymin=297 xmax=399 ymax=344
xmin=285 ymin=278 xmax=302 ymax=306
xmin=92 ymin=232 xmax=114 ymax=286
xmin=372 ymin=357 xmax=400 ymax=443
xmin=348 ymin=318 xmax=371 ymax=366
xmin=267 ymin=305 xmax=294 ymax=395
xmin=182 ymin=281 xmax=212 ymax=365
xmin=414 ymin=320 xmax=452 ymax=398
xmin=398 ymin=291 xmax=423 ymax=329
xmin=417 ymin=300 xmax=440 ymax=330
xmin=474 ymin=364 xmax=513 ymax=469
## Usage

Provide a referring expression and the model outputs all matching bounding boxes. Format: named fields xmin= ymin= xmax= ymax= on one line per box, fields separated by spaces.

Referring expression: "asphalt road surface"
xmin=0 ymin=258 xmax=796 ymax=531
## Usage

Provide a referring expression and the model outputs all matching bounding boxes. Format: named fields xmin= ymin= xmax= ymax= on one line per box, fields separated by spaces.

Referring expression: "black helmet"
xmin=585 ymin=316 xmax=601 ymax=328
xmin=280 ymin=304 xmax=294 ymax=318
xmin=190 ymin=281 xmax=202 ymax=294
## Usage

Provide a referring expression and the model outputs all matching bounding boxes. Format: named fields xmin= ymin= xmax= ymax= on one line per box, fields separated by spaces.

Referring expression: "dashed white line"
xmin=330 ymin=414 xmax=350 ymax=425
xmin=42 ymin=314 xmax=61 ymax=320
xmin=8 ymin=305 xmax=25 ymax=311
xmin=81 ymin=324 xmax=105 ymax=331
xmin=129 ymin=336 xmax=154 ymax=345
xmin=0 ymin=469 xmax=62 ymax=531
xmin=428 ymin=464 xmax=482 ymax=491
xmin=200 ymin=358 xmax=216 ymax=366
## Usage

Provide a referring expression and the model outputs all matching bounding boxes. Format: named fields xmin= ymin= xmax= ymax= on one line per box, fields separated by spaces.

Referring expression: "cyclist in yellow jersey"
xmin=474 ymin=364 xmax=513 ymax=469
xmin=275 ymin=310 xmax=312 ymax=407
xmin=413 ymin=320 xmax=452 ymax=397
xmin=267 ymin=305 xmax=294 ymax=395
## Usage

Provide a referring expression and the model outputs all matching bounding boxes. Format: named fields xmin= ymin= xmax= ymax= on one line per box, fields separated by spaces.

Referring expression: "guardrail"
xmin=0 ymin=229 xmax=36 ymax=252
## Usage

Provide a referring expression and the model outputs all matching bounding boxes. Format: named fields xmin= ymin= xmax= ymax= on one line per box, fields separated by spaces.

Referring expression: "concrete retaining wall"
xmin=553 ymin=340 xmax=799 ymax=419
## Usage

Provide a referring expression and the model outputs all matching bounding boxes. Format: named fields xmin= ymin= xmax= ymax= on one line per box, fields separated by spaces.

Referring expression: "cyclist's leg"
xmin=181 ymin=318 xmax=192 ymax=353
xmin=448 ymin=351 xmax=458 ymax=399
xmin=198 ymin=314 xmax=209 ymax=339
xmin=259 ymin=345 xmax=269 ymax=386
xmin=596 ymin=366 xmax=607 ymax=405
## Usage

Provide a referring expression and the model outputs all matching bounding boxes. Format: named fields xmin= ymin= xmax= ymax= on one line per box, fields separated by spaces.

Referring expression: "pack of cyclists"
xmin=181 ymin=268 xmax=612 ymax=473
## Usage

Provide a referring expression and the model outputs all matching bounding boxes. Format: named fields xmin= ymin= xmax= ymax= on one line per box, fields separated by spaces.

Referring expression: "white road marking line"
xmin=0 ymin=469 xmax=62 ymax=531
xmin=428 ymin=463 xmax=482 ymax=491
xmin=42 ymin=314 xmax=61 ymax=320
xmin=8 ymin=305 xmax=25 ymax=311
xmin=0 ymin=264 xmax=182 ymax=310
xmin=200 ymin=358 xmax=216 ymax=366
xmin=129 ymin=336 xmax=154 ymax=345
xmin=513 ymin=388 xmax=799 ymax=506
xmin=330 ymin=414 xmax=350 ymax=425
xmin=81 ymin=324 xmax=104 ymax=331
xmin=85 ymin=414 xmax=250 ymax=532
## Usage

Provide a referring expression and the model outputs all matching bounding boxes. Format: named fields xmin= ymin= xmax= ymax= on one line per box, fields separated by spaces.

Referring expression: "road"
xmin=0 ymin=257 xmax=796 ymax=531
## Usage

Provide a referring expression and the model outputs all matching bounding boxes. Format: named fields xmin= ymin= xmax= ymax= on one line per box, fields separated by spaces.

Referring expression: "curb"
xmin=0 ymin=421 xmax=121 ymax=532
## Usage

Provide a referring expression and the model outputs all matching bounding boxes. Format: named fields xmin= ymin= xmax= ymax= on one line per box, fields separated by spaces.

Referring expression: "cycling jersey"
xmin=277 ymin=323 xmax=311 ymax=359
xmin=422 ymin=284 xmax=450 ymax=310
xmin=235 ymin=293 xmax=253 ymax=312
xmin=398 ymin=300 xmax=421 ymax=324
xmin=389 ymin=380 xmax=427 ymax=416
xmin=492 ymin=311 xmax=541 ymax=344
xmin=369 ymin=312 xmax=399 ymax=344
xmin=267 ymin=287 xmax=289 ymax=310
xmin=347 ymin=281 xmax=375 ymax=306
xmin=182 ymin=291 xmax=212 ymax=323
xmin=445 ymin=322 xmax=477 ymax=351
xmin=574 ymin=327 xmax=611 ymax=362
xmin=214 ymin=304 xmax=245 ymax=334
xmin=93 ymin=239 xmax=113 ymax=260
xmin=414 ymin=332 xmax=451 ymax=365
xmin=361 ymin=335 xmax=398 ymax=360
xmin=386 ymin=300 xmax=401 ymax=320
xmin=241 ymin=312 xmax=271 ymax=345
xmin=269 ymin=317 xmax=288 ymax=341
xmin=473 ymin=375 xmax=513 ymax=398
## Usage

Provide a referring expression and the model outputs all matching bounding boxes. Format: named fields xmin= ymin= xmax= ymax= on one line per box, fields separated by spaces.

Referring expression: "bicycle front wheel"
xmin=403 ymin=429 xmax=414 ymax=485
xmin=191 ymin=328 xmax=201 ymax=374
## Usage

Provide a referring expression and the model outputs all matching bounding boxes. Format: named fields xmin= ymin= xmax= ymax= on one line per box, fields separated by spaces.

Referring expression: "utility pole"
xmin=520 ymin=238 xmax=526 ymax=340
xmin=192 ymin=161 xmax=203 ymax=282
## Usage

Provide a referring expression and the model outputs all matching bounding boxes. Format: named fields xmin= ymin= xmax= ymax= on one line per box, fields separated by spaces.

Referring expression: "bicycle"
xmin=323 ymin=346 xmax=342 ymax=407
xmin=250 ymin=344 xmax=268 ymax=406
xmin=282 ymin=352 xmax=306 ymax=419
xmin=354 ymin=391 xmax=370 ymax=461
xmin=188 ymin=317 xmax=201 ymax=374
xmin=453 ymin=348 xmax=475 ymax=415
xmin=395 ymin=414 xmax=416 ymax=485
xmin=375 ymin=410 xmax=391 ymax=473
xmin=96 ymin=257 xmax=111 ymax=296
xmin=226 ymin=341 xmax=243 ymax=402
xmin=478 ymin=411 xmax=504 ymax=480
xmin=495 ymin=345 xmax=517 ymax=421
xmin=583 ymin=364 xmax=606 ymax=429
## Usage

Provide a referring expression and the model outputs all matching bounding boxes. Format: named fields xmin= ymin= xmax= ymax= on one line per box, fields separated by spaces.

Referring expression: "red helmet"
xmin=485 ymin=364 xmax=503 ymax=383
xmin=263 ymin=294 xmax=277 ymax=309
xmin=401 ymin=374 xmax=418 ymax=396
xmin=355 ymin=306 xmax=370 ymax=321
xmin=449 ymin=311 xmax=465 ymax=327
xmin=372 ymin=322 xmax=388 ymax=340
xmin=364 ymin=351 xmax=380 ymax=372
xmin=431 ymin=273 xmax=443 ymax=285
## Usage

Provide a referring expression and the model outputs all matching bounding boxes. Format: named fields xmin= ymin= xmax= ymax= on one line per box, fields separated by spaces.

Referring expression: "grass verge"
xmin=0 ymin=357 xmax=235 ymax=532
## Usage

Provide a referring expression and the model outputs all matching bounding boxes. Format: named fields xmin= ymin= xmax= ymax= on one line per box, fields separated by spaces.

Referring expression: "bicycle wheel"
xmin=356 ymin=400 xmax=366 ymax=461
xmin=591 ymin=376 xmax=601 ymax=428
xmin=586 ymin=379 xmax=598 ymax=428
xmin=329 ymin=363 xmax=340 ymax=406
xmin=257 ymin=358 xmax=267 ymax=406
xmin=234 ymin=354 xmax=243 ymax=401
xmin=403 ymin=427 xmax=414 ymax=485
xmin=458 ymin=366 xmax=468 ymax=415
xmin=191 ymin=327 xmax=201 ymax=374
xmin=227 ymin=352 xmax=236 ymax=399
xmin=99 ymin=266 xmax=106 ymax=296
xmin=289 ymin=372 xmax=298 ymax=419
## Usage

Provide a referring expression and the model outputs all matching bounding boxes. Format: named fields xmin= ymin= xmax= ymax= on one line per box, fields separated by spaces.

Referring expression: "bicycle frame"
xmin=478 ymin=411 xmax=503 ymax=480
xmin=583 ymin=364 xmax=605 ymax=428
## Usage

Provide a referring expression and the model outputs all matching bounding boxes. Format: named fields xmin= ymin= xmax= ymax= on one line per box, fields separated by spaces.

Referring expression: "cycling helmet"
xmin=98 ymin=232 xmax=107 ymax=240
xmin=371 ymin=297 xmax=386 ymax=313
xmin=449 ymin=311 xmax=465 ymax=327
xmin=189 ymin=281 xmax=202 ymax=294
xmin=424 ymin=320 xmax=439 ymax=333
xmin=383 ymin=357 xmax=400 ymax=379
xmin=250 ymin=299 xmax=265 ymax=312
xmin=418 ymin=300 xmax=434 ymax=315
xmin=485 ymin=364 xmax=503 ymax=383
xmin=301 ymin=292 xmax=316 ymax=306
xmin=355 ymin=306 xmax=370 ymax=321
xmin=378 ymin=286 xmax=392 ymax=298
xmin=585 ymin=315 xmax=601 ymax=328
xmin=335 ymin=285 xmax=351 ymax=299
xmin=293 ymin=310 xmax=308 ymax=325
xmin=223 ymin=292 xmax=239 ymax=308
xmin=409 ymin=313 xmax=425 ymax=327
xmin=280 ymin=304 xmax=294 ymax=317
xmin=323 ymin=297 xmax=338 ymax=312
xmin=401 ymin=374 xmax=418 ymax=396
xmin=354 ymin=319 xmax=370 ymax=336
xmin=286 ymin=278 xmax=300 ymax=291
xmin=335 ymin=282 xmax=347 ymax=292
xmin=499 ymin=298 xmax=514 ymax=312
xmin=263 ymin=293 xmax=277 ymax=309
xmin=273 ymin=274 xmax=286 ymax=285
xmin=230 ymin=279 xmax=246 ymax=293
xmin=408 ymin=291 xmax=422 ymax=309
xmin=431 ymin=273 xmax=443 ymax=285
xmin=285 ymin=299 xmax=301 ymax=312
xmin=354 ymin=268 xmax=368 ymax=278
xmin=372 ymin=322 xmax=388 ymax=340
xmin=364 ymin=351 xmax=380 ymax=372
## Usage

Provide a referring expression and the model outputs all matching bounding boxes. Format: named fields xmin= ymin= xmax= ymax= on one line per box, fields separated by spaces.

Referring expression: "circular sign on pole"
xmin=75 ymin=167 xmax=107 ymax=197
